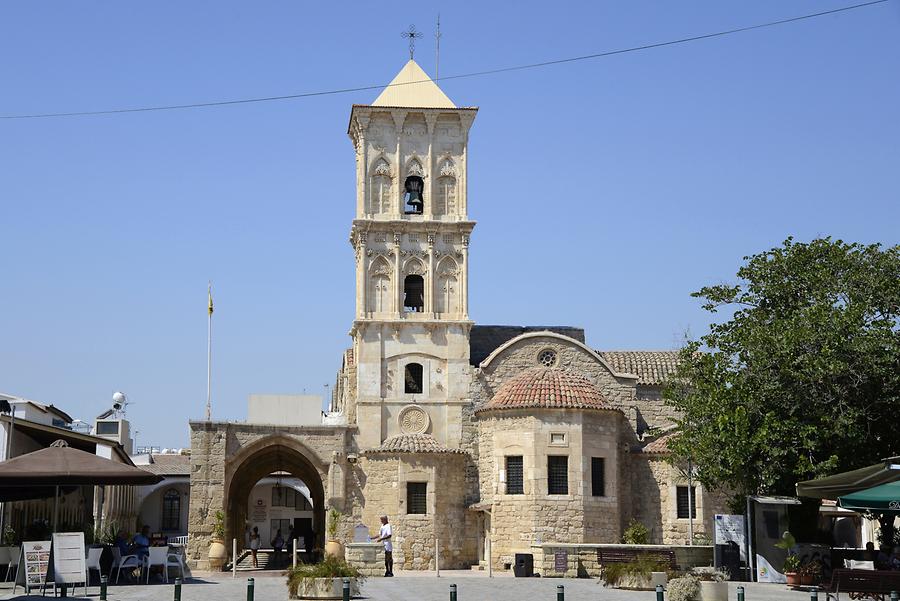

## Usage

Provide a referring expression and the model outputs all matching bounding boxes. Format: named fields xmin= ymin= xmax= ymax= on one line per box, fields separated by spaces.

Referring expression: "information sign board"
xmin=52 ymin=532 xmax=87 ymax=596
xmin=554 ymin=550 xmax=568 ymax=573
xmin=16 ymin=540 xmax=52 ymax=594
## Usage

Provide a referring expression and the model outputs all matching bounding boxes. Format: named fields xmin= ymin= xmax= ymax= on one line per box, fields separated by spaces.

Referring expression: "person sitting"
xmin=876 ymin=545 xmax=892 ymax=570
xmin=114 ymin=529 xmax=130 ymax=558
xmin=891 ymin=546 xmax=900 ymax=571
xmin=131 ymin=525 xmax=151 ymax=559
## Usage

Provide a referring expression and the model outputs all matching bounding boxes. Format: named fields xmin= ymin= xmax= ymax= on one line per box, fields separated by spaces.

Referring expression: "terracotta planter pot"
xmin=208 ymin=539 xmax=227 ymax=570
xmin=294 ymin=577 xmax=360 ymax=600
xmin=785 ymin=572 xmax=800 ymax=587
xmin=800 ymin=573 xmax=814 ymax=586
xmin=324 ymin=541 xmax=345 ymax=560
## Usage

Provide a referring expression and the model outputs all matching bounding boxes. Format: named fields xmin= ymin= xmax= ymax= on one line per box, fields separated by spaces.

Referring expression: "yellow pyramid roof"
xmin=371 ymin=60 xmax=456 ymax=109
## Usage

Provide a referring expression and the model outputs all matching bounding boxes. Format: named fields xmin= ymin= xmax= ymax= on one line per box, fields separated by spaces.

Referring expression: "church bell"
xmin=404 ymin=176 xmax=424 ymax=214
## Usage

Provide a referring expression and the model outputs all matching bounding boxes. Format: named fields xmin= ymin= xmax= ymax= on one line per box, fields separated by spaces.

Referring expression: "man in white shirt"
xmin=374 ymin=515 xmax=393 ymax=576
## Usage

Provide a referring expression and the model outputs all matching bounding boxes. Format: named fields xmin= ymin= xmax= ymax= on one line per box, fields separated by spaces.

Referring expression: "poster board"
xmin=15 ymin=540 xmax=52 ymax=594
xmin=52 ymin=532 xmax=87 ymax=596
xmin=714 ymin=514 xmax=747 ymax=561
xmin=554 ymin=550 xmax=568 ymax=573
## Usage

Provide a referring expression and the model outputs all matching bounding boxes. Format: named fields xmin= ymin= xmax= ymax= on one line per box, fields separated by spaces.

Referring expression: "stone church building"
xmin=187 ymin=60 xmax=726 ymax=571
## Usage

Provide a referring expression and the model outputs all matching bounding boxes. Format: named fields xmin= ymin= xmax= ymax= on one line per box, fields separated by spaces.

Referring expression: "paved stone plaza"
xmin=0 ymin=572 xmax=813 ymax=601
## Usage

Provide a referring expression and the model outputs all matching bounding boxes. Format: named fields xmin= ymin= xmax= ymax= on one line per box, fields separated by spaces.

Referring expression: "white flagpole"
xmin=206 ymin=282 xmax=213 ymax=421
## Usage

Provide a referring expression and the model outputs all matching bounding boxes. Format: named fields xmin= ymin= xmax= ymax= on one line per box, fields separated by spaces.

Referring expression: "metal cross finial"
xmin=401 ymin=24 xmax=423 ymax=60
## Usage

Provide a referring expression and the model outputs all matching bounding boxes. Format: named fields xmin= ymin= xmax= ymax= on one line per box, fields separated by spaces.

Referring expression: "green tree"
xmin=665 ymin=238 xmax=900 ymax=506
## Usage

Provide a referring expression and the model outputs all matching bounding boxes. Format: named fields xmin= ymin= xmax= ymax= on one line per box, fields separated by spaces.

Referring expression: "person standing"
xmin=272 ymin=529 xmax=284 ymax=567
xmin=374 ymin=515 xmax=393 ymax=577
xmin=249 ymin=527 xmax=260 ymax=568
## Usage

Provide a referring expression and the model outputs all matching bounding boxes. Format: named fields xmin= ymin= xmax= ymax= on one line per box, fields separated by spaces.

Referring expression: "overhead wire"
xmin=0 ymin=0 xmax=890 ymax=120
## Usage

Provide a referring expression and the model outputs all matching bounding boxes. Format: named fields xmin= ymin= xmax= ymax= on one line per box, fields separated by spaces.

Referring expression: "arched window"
xmin=370 ymin=160 xmax=392 ymax=214
xmin=435 ymin=258 xmax=459 ymax=314
xmin=404 ymin=176 xmax=424 ymax=214
xmin=435 ymin=160 xmax=457 ymax=216
xmin=405 ymin=362 xmax=423 ymax=394
xmin=161 ymin=489 xmax=181 ymax=532
xmin=369 ymin=258 xmax=392 ymax=313
xmin=403 ymin=274 xmax=424 ymax=312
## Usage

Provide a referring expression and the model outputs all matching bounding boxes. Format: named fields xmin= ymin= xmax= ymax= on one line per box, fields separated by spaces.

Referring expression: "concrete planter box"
xmin=698 ymin=581 xmax=728 ymax=601
xmin=293 ymin=577 xmax=361 ymax=600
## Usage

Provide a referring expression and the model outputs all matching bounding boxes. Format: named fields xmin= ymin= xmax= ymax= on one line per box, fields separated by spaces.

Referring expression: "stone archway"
xmin=224 ymin=436 xmax=327 ymax=554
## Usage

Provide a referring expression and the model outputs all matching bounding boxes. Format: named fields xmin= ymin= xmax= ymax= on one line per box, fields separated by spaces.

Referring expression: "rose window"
xmin=538 ymin=349 xmax=558 ymax=367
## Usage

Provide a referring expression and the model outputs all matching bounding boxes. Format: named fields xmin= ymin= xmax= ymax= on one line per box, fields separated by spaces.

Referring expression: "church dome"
xmin=477 ymin=368 xmax=613 ymax=414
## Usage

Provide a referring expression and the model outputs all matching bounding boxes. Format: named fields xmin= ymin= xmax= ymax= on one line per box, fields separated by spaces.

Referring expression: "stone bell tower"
xmin=347 ymin=60 xmax=477 ymax=449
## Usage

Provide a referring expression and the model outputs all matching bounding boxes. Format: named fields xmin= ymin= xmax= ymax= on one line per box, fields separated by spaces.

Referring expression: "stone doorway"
xmin=225 ymin=441 xmax=327 ymax=557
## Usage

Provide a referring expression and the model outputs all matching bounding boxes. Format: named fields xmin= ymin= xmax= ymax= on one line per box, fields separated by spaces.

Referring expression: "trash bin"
xmin=514 ymin=553 xmax=534 ymax=577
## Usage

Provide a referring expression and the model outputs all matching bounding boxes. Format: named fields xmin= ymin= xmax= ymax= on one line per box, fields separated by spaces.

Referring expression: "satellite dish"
xmin=112 ymin=391 xmax=126 ymax=410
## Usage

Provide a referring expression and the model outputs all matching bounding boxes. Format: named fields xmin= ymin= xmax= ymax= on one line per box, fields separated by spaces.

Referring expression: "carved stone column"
xmin=425 ymin=112 xmax=438 ymax=219
xmin=355 ymin=113 xmax=370 ymax=217
xmin=391 ymin=111 xmax=405 ymax=217
xmin=393 ymin=232 xmax=402 ymax=317
xmin=461 ymin=234 xmax=470 ymax=317
xmin=426 ymin=232 xmax=436 ymax=316
xmin=357 ymin=231 xmax=367 ymax=318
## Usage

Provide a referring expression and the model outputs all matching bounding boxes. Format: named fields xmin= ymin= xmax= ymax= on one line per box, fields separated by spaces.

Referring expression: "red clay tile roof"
xmin=365 ymin=433 xmax=466 ymax=455
xmin=642 ymin=432 xmax=676 ymax=455
xmin=599 ymin=351 xmax=680 ymax=385
xmin=476 ymin=368 xmax=612 ymax=414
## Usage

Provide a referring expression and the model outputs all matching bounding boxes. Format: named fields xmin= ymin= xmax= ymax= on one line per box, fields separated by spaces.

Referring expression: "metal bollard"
xmin=557 ymin=584 xmax=565 ymax=601
xmin=174 ymin=577 xmax=182 ymax=601
xmin=811 ymin=587 xmax=819 ymax=601
xmin=60 ymin=584 xmax=67 ymax=598
xmin=737 ymin=585 xmax=745 ymax=601
xmin=450 ymin=583 xmax=458 ymax=601
xmin=656 ymin=584 xmax=665 ymax=601
xmin=247 ymin=577 xmax=255 ymax=601
xmin=343 ymin=577 xmax=350 ymax=601
xmin=100 ymin=575 xmax=108 ymax=601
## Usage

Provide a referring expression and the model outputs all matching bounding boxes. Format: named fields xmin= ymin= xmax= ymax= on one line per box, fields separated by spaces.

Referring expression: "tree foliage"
xmin=665 ymin=238 xmax=900 ymax=503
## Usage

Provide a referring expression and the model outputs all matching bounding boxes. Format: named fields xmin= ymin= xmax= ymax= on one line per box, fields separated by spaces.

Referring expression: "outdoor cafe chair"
xmin=86 ymin=547 xmax=103 ymax=583
xmin=146 ymin=547 xmax=170 ymax=583
xmin=4 ymin=546 xmax=19 ymax=582
xmin=0 ymin=547 xmax=8 ymax=581
xmin=112 ymin=546 xmax=143 ymax=584
xmin=165 ymin=548 xmax=185 ymax=581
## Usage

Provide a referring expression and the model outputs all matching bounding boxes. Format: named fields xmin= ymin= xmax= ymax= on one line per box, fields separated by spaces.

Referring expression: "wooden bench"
xmin=597 ymin=548 xmax=677 ymax=571
xmin=824 ymin=569 xmax=900 ymax=601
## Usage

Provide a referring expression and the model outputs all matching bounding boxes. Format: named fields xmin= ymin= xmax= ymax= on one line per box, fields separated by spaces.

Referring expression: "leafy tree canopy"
xmin=665 ymin=238 xmax=900 ymax=503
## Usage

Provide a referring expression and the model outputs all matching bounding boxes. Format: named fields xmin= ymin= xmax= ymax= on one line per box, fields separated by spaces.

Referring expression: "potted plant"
xmin=324 ymin=508 xmax=344 ymax=560
xmin=208 ymin=510 xmax=227 ymax=570
xmin=286 ymin=555 xmax=364 ymax=599
xmin=800 ymin=559 xmax=822 ymax=586
xmin=783 ymin=554 xmax=801 ymax=587
xmin=695 ymin=568 xmax=729 ymax=601
xmin=3 ymin=525 xmax=15 ymax=546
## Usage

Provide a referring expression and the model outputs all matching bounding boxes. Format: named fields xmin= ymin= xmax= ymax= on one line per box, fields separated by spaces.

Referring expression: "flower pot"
xmin=294 ymin=577 xmax=360 ymax=600
xmin=208 ymin=538 xmax=227 ymax=570
xmin=785 ymin=572 xmax=800 ymax=587
xmin=800 ymin=573 xmax=814 ymax=586
xmin=698 ymin=580 xmax=728 ymax=601
xmin=324 ymin=541 xmax=345 ymax=560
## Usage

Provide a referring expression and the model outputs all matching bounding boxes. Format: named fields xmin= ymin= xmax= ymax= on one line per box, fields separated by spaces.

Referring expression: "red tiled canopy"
xmin=476 ymin=368 xmax=612 ymax=414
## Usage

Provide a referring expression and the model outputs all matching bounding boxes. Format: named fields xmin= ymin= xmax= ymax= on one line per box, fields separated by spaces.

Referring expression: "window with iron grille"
xmin=161 ymin=489 xmax=181 ymax=531
xmin=591 ymin=457 xmax=605 ymax=497
xmin=547 ymin=455 xmax=568 ymax=495
xmin=407 ymin=482 xmax=427 ymax=514
xmin=505 ymin=456 xmax=524 ymax=495
xmin=677 ymin=486 xmax=697 ymax=519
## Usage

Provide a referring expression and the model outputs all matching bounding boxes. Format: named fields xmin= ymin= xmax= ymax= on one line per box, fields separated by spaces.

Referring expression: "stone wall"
xmin=352 ymin=452 xmax=476 ymax=570
xmin=345 ymin=542 xmax=386 ymax=577
xmin=629 ymin=454 xmax=729 ymax=545
xmin=531 ymin=543 xmax=714 ymax=578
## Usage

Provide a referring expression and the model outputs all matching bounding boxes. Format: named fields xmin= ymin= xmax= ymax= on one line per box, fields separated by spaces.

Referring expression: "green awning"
xmin=796 ymin=457 xmax=900 ymax=500
xmin=839 ymin=481 xmax=900 ymax=513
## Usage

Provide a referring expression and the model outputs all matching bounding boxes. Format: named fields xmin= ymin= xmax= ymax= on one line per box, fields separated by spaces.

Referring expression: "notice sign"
xmin=19 ymin=540 xmax=51 ymax=593
xmin=52 ymin=532 xmax=87 ymax=595
xmin=251 ymin=499 xmax=267 ymax=522
xmin=714 ymin=514 xmax=747 ymax=561
xmin=554 ymin=550 xmax=568 ymax=573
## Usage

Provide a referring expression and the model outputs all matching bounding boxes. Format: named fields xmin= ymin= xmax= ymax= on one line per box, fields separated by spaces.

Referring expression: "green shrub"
xmin=286 ymin=556 xmax=363 ymax=599
xmin=327 ymin=508 xmax=341 ymax=540
xmin=601 ymin=557 xmax=669 ymax=587
xmin=667 ymin=575 xmax=700 ymax=601
xmin=622 ymin=519 xmax=650 ymax=544
xmin=212 ymin=510 xmax=225 ymax=540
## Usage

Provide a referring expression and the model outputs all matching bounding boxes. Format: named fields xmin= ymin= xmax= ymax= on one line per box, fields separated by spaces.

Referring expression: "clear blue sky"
xmin=2 ymin=1 xmax=898 ymax=449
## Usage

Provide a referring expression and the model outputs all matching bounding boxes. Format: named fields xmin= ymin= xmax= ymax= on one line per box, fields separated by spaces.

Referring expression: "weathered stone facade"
xmin=185 ymin=60 xmax=728 ymax=573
